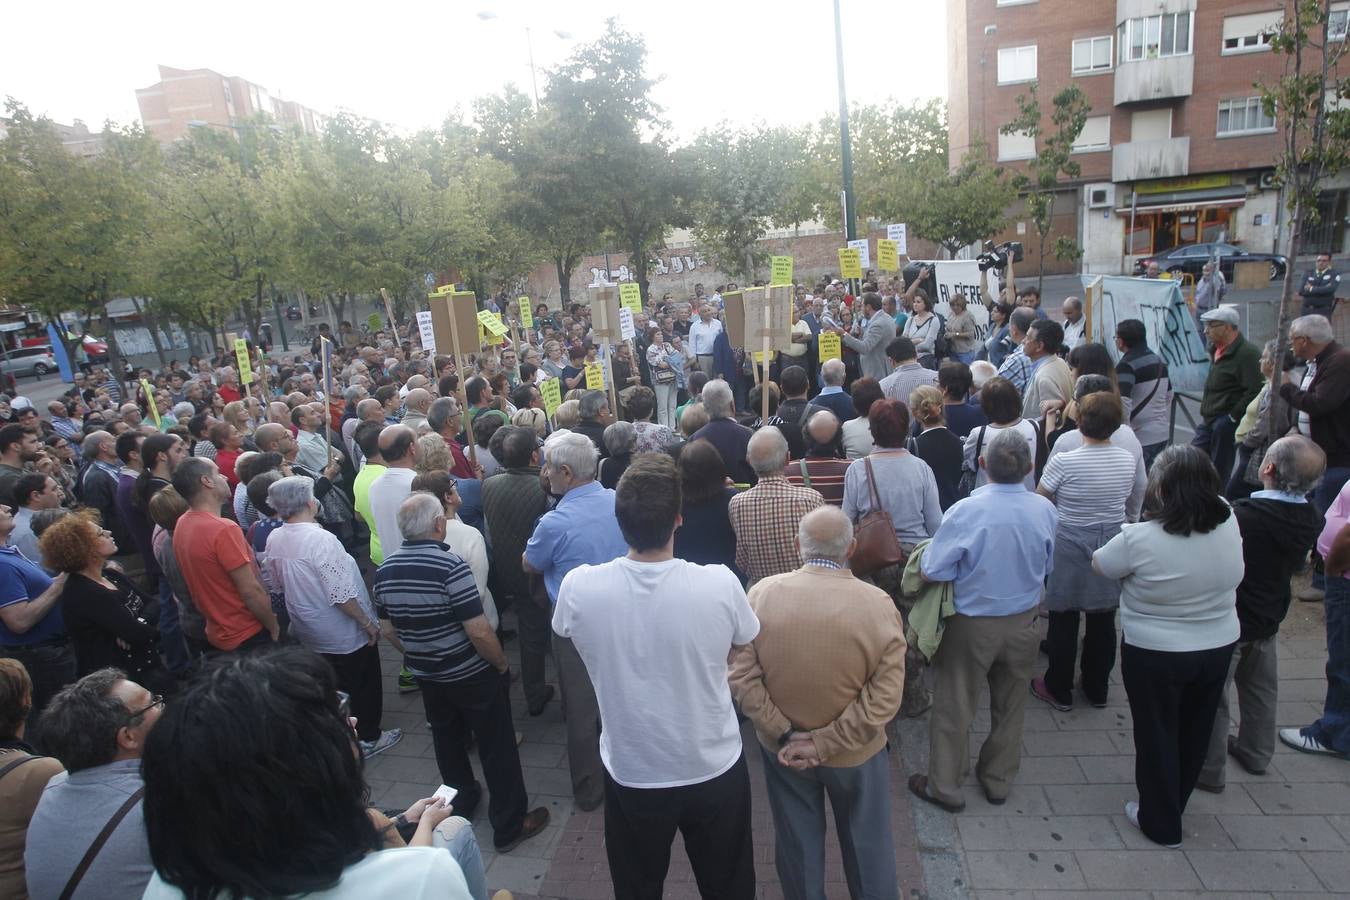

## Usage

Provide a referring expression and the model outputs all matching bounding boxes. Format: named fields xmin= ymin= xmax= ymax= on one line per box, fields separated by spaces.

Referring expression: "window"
xmin=1333 ymin=5 xmax=1349 ymax=41
xmin=1217 ymin=97 xmax=1276 ymax=136
xmin=1072 ymin=115 xmax=1111 ymax=152
xmin=997 ymin=45 xmax=1038 ymax=84
xmin=997 ymin=130 xmax=1036 ymax=161
xmin=1222 ymin=11 xmax=1281 ymax=53
xmin=1131 ymin=108 xmax=1173 ymax=141
xmin=1118 ymin=12 xmax=1192 ymax=62
xmin=1072 ymin=36 xmax=1113 ymax=73
xmin=995 ymin=0 xmax=1037 ymax=5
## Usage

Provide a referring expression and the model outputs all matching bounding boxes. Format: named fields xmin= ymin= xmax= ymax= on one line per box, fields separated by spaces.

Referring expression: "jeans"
xmin=1312 ymin=468 xmax=1350 ymax=592
xmin=1307 ymin=575 xmax=1350 ymax=754
xmin=156 ymin=577 xmax=190 ymax=675
xmin=1192 ymin=415 xmax=1238 ymax=491
xmin=952 ymin=349 xmax=979 ymax=366
xmin=654 ymin=381 xmax=678 ymax=428
xmin=1 ymin=641 xmax=77 ymax=751
xmin=433 ymin=816 xmax=488 ymax=900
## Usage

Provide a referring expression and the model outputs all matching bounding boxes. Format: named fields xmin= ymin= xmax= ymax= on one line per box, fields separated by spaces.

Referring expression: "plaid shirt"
xmin=728 ymin=474 xmax=824 ymax=583
xmin=997 ymin=345 xmax=1032 ymax=395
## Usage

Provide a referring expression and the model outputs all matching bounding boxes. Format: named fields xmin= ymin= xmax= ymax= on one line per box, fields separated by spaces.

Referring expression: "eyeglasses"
xmin=126 ymin=693 xmax=164 ymax=722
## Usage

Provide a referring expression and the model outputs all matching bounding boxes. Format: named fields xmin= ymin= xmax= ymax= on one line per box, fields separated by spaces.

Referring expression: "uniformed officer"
xmin=1300 ymin=252 xmax=1341 ymax=317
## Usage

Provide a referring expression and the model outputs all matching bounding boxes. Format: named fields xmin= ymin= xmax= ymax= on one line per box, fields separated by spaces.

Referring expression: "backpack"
xmin=931 ymin=313 xmax=949 ymax=361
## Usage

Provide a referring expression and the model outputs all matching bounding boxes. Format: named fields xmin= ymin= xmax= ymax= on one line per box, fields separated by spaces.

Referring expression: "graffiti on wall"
xmin=588 ymin=251 xmax=708 ymax=285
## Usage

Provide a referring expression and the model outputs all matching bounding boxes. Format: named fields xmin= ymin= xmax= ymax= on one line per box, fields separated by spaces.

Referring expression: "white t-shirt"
xmin=552 ymin=557 xmax=760 ymax=788
xmin=964 ymin=419 xmax=1038 ymax=490
xmin=141 ymin=846 xmax=470 ymax=899
xmin=1047 ymin=424 xmax=1147 ymax=522
xmin=368 ymin=467 xmax=418 ymax=559
xmin=1093 ymin=514 xmax=1242 ymax=653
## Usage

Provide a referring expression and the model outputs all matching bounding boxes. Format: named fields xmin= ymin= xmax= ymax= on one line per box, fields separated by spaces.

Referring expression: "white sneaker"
xmin=1279 ymin=727 xmax=1344 ymax=756
xmin=1124 ymin=801 xmax=1181 ymax=849
xmin=360 ymin=729 xmax=404 ymax=759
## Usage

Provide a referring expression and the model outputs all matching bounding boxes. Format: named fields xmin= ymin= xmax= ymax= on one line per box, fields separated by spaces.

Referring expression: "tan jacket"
xmin=728 ymin=565 xmax=906 ymax=767
xmin=0 ymin=748 xmax=64 ymax=900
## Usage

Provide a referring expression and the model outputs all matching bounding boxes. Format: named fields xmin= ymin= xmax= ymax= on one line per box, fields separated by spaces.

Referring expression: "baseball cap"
xmin=1199 ymin=306 xmax=1239 ymax=326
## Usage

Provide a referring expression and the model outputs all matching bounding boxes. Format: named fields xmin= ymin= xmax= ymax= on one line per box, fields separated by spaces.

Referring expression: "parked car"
xmin=81 ymin=334 xmax=109 ymax=363
xmin=285 ymin=305 xmax=303 ymax=320
xmin=1 ymin=346 xmax=59 ymax=378
xmin=1135 ymin=242 xmax=1288 ymax=282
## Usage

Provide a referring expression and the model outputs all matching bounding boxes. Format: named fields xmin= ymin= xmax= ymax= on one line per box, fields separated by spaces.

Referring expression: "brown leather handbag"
xmin=850 ymin=456 xmax=906 ymax=576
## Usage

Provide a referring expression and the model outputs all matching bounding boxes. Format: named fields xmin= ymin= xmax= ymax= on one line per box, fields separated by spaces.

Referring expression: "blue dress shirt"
xmin=524 ymin=480 xmax=627 ymax=603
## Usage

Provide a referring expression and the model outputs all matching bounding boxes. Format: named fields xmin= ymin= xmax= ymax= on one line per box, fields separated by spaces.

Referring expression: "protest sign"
xmin=477 ymin=309 xmax=508 ymax=337
xmin=234 ymin=338 xmax=253 ymax=385
xmin=907 ymin=260 xmax=992 ymax=339
xmin=415 ymin=311 xmax=436 ymax=353
xmin=877 ymin=239 xmax=898 ymax=272
xmin=1081 ymin=275 xmax=1210 ymax=393
xmin=518 ymin=298 xmax=534 ymax=329
xmin=838 ymin=248 xmax=863 ymax=279
xmin=541 ymin=377 xmax=562 ymax=416
xmin=847 ymin=238 xmax=871 ymax=269
xmin=140 ymin=379 xmax=161 ymax=429
xmin=886 ymin=223 xmax=908 ymax=255
xmin=818 ymin=331 xmax=842 ymax=361
xmin=770 ymin=256 xmax=794 ymax=286
xmin=618 ymin=307 xmax=636 ymax=341
xmin=585 ymin=362 xmax=606 ymax=391
xmin=428 ymin=288 xmax=480 ymax=359
xmin=379 ymin=288 xmax=397 ymax=328
xmin=619 ymin=283 xmax=643 ymax=314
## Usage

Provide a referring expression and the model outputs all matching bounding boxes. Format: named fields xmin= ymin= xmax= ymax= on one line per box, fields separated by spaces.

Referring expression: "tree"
xmin=1000 ymin=83 xmax=1091 ymax=292
xmin=902 ymin=143 xmax=1016 ymax=258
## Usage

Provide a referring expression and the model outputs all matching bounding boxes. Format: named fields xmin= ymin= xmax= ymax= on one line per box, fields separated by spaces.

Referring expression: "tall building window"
xmin=1217 ymin=97 xmax=1277 ymax=136
xmin=1072 ymin=36 xmax=1113 ymax=74
xmin=997 ymin=45 xmax=1038 ymax=84
xmin=1221 ymin=10 xmax=1282 ymax=53
xmin=1332 ymin=5 xmax=1349 ymax=41
xmin=1118 ymin=12 xmax=1192 ymax=62
xmin=997 ymin=130 xmax=1036 ymax=161
xmin=1072 ymin=116 xmax=1112 ymax=152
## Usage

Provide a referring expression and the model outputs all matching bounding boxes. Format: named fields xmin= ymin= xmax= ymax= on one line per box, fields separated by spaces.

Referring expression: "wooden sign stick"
xmin=442 ymin=296 xmax=477 ymax=466
xmin=762 ymin=304 xmax=772 ymax=423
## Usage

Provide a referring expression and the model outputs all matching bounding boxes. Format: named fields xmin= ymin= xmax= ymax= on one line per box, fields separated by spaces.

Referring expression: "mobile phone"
xmin=433 ymin=784 xmax=458 ymax=804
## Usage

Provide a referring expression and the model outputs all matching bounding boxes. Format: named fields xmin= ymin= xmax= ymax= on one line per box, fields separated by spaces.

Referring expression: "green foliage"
xmin=902 ymin=143 xmax=1016 ymax=258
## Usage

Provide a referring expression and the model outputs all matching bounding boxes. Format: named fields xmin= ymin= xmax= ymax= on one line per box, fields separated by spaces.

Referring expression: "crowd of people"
xmin=0 ymin=265 xmax=1346 ymax=899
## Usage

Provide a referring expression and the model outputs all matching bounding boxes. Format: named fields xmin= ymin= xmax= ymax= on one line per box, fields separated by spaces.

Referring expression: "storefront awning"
xmin=1115 ymin=185 xmax=1249 ymax=214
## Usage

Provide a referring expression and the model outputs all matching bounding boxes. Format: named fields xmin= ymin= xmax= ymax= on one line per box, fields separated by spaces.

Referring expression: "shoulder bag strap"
xmin=798 ymin=458 xmax=812 ymax=488
xmin=58 ymin=786 xmax=145 ymax=900
xmin=974 ymin=425 xmax=987 ymax=461
xmin=1129 ymin=377 xmax=1162 ymax=422
xmin=0 ymin=753 xmax=43 ymax=781
xmin=864 ymin=456 xmax=885 ymax=513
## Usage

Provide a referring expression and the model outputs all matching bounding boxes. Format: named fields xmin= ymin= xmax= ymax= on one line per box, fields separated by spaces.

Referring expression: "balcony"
xmin=1112 ymin=137 xmax=1190 ymax=182
xmin=1114 ymin=55 xmax=1194 ymax=105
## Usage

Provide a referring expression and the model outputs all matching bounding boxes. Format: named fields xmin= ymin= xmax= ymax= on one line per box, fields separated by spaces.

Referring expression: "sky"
xmin=2 ymin=0 xmax=947 ymax=140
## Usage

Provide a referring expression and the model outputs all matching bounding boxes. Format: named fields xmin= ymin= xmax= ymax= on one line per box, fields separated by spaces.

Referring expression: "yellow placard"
xmin=838 ymin=248 xmax=863 ymax=280
xmin=876 ymin=239 xmax=899 ymax=272
xmin=477 ymin=309 xmax=509 ymax=337
xmin=140 ymin=379 xmax=162 ymax=430
xmin=518 ymin=298 xmax=534 ymax=329
xmin=619 ymin=283 xmax=643 ymax=314
xmin=770 ymin=256 xmax=794 ymax=286
xmin=541 ymin=377 xmax=562 ymax=416
xmin=818 ymin=331 xmax=842 ymax=361
xmin=234 ymin=338 xmax=254 ymax=385
xmin=584 ymin=363 xmax=605 ymax=391
xmin=752 ymin=350 xmax=778 ymax=363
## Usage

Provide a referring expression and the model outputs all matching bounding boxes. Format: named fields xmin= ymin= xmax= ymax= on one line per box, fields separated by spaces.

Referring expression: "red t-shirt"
xmin=172 ymin=509 xmax=259 ymax=650
xmin=217 ymin=383 xmax=242 ymax=404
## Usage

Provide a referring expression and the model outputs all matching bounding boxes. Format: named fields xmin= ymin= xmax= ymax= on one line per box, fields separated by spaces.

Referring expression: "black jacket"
xmin=1279 ymin=342 xmax=1350 ymax=468
xmin=1233 ymin=497 xmax=1324 ymax=641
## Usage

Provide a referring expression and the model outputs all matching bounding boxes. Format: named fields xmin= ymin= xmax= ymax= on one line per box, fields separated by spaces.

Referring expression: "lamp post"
xmin=833 ymin=0 xmax=858 ymax=295
xmin=476 ymin=12 xmax=573 ymax=111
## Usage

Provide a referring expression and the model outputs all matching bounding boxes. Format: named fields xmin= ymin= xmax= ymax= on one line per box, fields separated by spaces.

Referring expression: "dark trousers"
xmin=322 ymin=644 xmax=383 ymax=743
xmin=420 ymin=667 xmax=528 ymax=846
xmin=2 ymin=641 xmax=77 ymax=752
xmin=1309 ymin=575 xmax=1350 ymax=753
xmin=1121 ymin=640 xmax=1234 ymax=846
xmin=515 ymin=592 xmax=552 ymax=711
xmin=1192 ymin=416 xmax=1238 ymax=494
xmin=155 ymin=577 xmax=190 ymax=675
xmin=1044 ymin=610 xmax=1117 ymax=705
xmin=604 ymin=753 xmax=755 ymax=900
xmin=1224 ymin=445 xmax=1256 ymax=501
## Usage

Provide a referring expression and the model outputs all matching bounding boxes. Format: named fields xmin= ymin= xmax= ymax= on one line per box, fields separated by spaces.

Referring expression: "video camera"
xmin=977 ymin=240 xmax=1024 ymax=273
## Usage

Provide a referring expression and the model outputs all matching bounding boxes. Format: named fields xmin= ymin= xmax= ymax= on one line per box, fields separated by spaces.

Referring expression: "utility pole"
xmin=833 ymin=0 xmax=856 ymax=245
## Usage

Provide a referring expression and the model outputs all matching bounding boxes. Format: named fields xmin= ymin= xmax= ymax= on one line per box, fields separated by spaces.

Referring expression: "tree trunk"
xmin=1267 ymin=191 xmax=1304 ymax=434
xmin=555 ymin=255 xmax=574 ymax=306
xmin=128 ymin=296 xmax=168 ymax=370
xmin=629 ymin=242 xmax=649 ymax=304
xmin=97 ymin=279 xmax=131 ymax=399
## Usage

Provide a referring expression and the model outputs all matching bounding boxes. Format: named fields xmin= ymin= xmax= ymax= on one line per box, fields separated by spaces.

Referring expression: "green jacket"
xmin=900 ymin=539 xmax=955 ymax=662
xmin=1200 ymin=333 xmax=1263 ymax=421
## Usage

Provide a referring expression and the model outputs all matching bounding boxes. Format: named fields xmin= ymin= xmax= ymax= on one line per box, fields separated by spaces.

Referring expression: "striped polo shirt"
xmin=372 ymin=540 xmax=488 ymax=683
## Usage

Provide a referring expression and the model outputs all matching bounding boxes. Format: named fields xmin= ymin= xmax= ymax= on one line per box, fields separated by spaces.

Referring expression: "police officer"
xmin=1300 ymin=252 xmax=1341 ymax=317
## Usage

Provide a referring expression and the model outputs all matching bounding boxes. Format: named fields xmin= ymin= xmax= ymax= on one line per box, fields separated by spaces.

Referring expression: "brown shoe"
xmin=494 ymin=807 xmax=550 ymax=853
xmin=907 ymin=773 xmax=965 ymax=813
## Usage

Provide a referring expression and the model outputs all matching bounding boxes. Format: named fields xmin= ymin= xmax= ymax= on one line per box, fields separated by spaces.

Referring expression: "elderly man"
xmin=786 ymin=410 xmax=851 ymax=506
xmin=117 ymin=403 xmax=142 ymax=432
xmin=729 ymin=428 xmax=824 ymax=585
xmin=291 ymin=403 xmax=331 ymax=473
xmin=78 ymin=430 xmax=132 ymax=554
xmin=428 ymin=396 xmax=477 ymax=479
xmin=730 ymin=506 xmax=905 ymax=898
xmin=1199 ymin=436 xmax=1326 ymax=791
xmin=689 ymin=378 xmax=756 ymax=484
xmin=344 ymin=396 xmax=385 ymax=466
xmin=1144 ymin=261 xmax=1162 ymax=279
xmin=835 ymin=293 xmax=898 ymax=381
xmin=373 ymin=493 xmax=549 ymax=851
xmin=908 ymin=430 xmax=1058 ymax=811
xmin=523 ymin=430 xmax=626 ymax=811
xmin=482 ymin=426 xmax=554 ymax=716
xmin=879 ymin=336 xmax=937 ymax=406
xmin=1061 ymin=297 xmax=1086 ymax=352
xmin=25 ymin=669 xmax=161 ymax=899
xmin=689 ymin=302 xmax=724 ymax=378
xmin=216 ymin=366 xmax=242 ymax=404
xmin=995 ymin=308 xmax=1039 ymax=396
xmin=1021 ymin=320 xmax=1074 ymax=420
xmin=555 ymin=454 xmax=760 ymax=897
xmin=47 ymin=400 xmax=81 ymax=445
xmin=401 ymin=387 xmax=433 ymax=432
xmin=810 ymin=359 xmax=856 ymax=424
xmin=368 ymin=425 xmax=420 ymax=560
xmin=573 ymin=390 xmax=613 ymax=456
xmin=1195 ymin=261 xmax=1228 ymax=325
xmin=1195 ymin=307 xmax=1263 ymax=491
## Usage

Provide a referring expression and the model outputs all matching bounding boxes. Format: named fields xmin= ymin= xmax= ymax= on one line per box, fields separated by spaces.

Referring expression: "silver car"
xmin=0 ymin=346 xmax=59 ymax=378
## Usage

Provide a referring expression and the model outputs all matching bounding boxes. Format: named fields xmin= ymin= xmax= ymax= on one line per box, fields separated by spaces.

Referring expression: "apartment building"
xmin=948 ymin=0 xmax=1350 ymax=275
xmin=135 ymin=64 xmax=326 ymax=145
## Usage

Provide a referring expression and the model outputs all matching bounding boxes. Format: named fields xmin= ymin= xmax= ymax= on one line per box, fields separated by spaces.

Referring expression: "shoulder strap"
xmin=863 ymin=456 xmax=884 ymax=512
xmin=798 ymin=458 xmax=812 ymax=488
xmin=1130 ymin=377 xmax=1162 ymax=422
xmin=974 ymin=425 xmax=987 ymax=459
xmin=0 ymin=753 xmax=43 ymax=781
xmin=59 ymin=786 xmax=145 ymax=900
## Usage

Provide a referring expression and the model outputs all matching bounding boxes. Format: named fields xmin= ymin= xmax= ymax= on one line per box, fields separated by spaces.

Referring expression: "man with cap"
xmin=1194 ymin=306 xmax=1263 ymax=488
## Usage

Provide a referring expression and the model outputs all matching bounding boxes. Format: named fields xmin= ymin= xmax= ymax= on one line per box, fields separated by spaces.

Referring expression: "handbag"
xmin=850 ymin=457 xmax=906 ymax=576
xmin=957 ymin=425 xmax=986 ymax=500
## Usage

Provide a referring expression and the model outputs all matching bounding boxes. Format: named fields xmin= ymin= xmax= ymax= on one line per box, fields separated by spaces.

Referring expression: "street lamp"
xmin=476 ymin=10 xmax=573 ymax=110
xmin=834 ymin=0 xmax=858 ymax=295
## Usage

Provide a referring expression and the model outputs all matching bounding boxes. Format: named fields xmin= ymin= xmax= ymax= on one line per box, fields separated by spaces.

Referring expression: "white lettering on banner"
xmin=912 ymin=261 xmax=992 ymax=340
xmin=618 ymin=307 xmax=636 ymax=340
xmin=887 ymin=223 xmax=908 ymax=255
xmin=1081 ymin=276 xmax=1211 ymax=393
xmin=416 ymin=311 xmax=436 ymax=353
xmin=590 ymin=251 xmax=708 ymax=286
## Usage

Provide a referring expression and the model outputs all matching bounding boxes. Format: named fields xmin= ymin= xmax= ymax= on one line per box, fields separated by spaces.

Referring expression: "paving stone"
xmin=1073 ymin=849 xmax=1201 ymax=890
xmin=1244 ymin=781 xmax=1350 ymax=816
xmin=961 ymin=755 xmax=1084 ymax=785
xmin=1276 ymin=677 xmax=1333 ymax=702
xmin=485 ymin=854 xmax=552 ymax=894
xmin=1277 ymin=655 xmax=1331 ymax=678
xmin=1186 ymin=849 xmax=1324 ymax=892
xmin=1022 ymin=730 xmax=1119 ymax=757
xmin=957 ymin=815 xmax=1123 ymax=851
xmin=965 ymin=851 xmax=1086 ymax=891
xmin=1173 ymin=783 xmax=1263 ymax=815
xmin=1218 ymin=814 xmax=1346 ymax=851
xmin=1073 ymin=755 xmax=1134 ymax=784
xmin=1275 ymin=700 xmax=1326 ymax=726
xmin=1048 ymin=707 xmax=1132 ymax=732
xmin=1113 ymin=813 xmax=1236 ymax=851
xmin=1300 ymin=849 xmax=1350 ymax=892
xmin=516 ymin=741 xmax=566 ymax=769
xmin=918 ymin=850 xmax=968 ymax=900
xmin=956 ymin=785 xmax=1054 ymax=816
xmin=1263 ymin=749 xmax=1349 ymax=781
xmin=1042 ymin=783 xmax=1137 ymax=816
xmin=1328 ymin=815 xmax=1350 ymax=844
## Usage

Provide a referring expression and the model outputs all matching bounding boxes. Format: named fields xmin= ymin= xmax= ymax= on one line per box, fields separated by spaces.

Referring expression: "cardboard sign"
xmin=752 ymin=350 xmax=777 ymax=363
xmin=477 ymin=309 xmax=509 ymax=337
xmin=721 ymin=291 xmax=745 ymax=348
xmin=518 ymin=298 xmax=533 ymax=329
xmin=770 ymin=256 xmax=794 ymax=286
xmin=847 ymin=238 xmax=871 ymax=269
xmin=618 ymin=307 xmax=636 ymax=341
xmin=428 ymin=289 xmax=481 ymax=358
xmin=588 ymin=285 xmax=622 ymax=342
xmin=234 ymin=338 xmax=253 ymax=385
xmin=619 ymin=283 xmax=643 ymax=314
xmin=886 ymin=223 xmax=908 ymax=255
xmin=741 ymin=285 xmax=794 ymax=352
xmin=818 ymin=331 xmax=842 ymax=361
xmin=140 ymin=379 xmax=161 ymax=429
xmin=416 ymin=311 xmax=436 ymax=353
xmin=877 ymin=239 xmax=899 ymax=272
xmin=838 ymin=248 xmax=863 ymax=280
xmin=541 ymin=377 xmax=562 ymax=415
xmin=585 ymin=362 xmax=606 ymax=391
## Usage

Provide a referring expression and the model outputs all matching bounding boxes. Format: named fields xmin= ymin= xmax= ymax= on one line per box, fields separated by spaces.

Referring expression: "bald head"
xmin=405 ymin=388 xmax=432 ymax=413
xmin=746 ymin=427 xmax=789 ymax=476
xmin=379 ymin=424 xmax=417 ymax=464
xmin=253 ymin=423 xmax=288 ymax=453
xmin=267 ymin=402 xmax=290 ymax=425
xmin=1262 ymin=434 xmax=1327 ymax=495
xmin=406 ymin=374 xmax=430 ymax=392
xmin=797 ymin=506 xmax=853 ymax=564
xmin=806 ymin=409 xmax=840 ymax=446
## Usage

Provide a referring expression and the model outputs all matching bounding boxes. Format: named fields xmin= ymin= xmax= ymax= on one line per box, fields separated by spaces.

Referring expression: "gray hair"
xmin=578 ymin=390 xmax=609 ymax=421
xmin=1262 ymin=434 xmax=1326 ymax=495
xmin=172 ymin=402 xmax=195 ymax=421
xmin=81 ymin=430 xmax=111 ymax=458
xmin=543 ymin=429 xmax=598 ymax=481
xmin=970 ymin=360 xmax=997 ymax=390
xmin=747 ymin=426 xmax=789 ymax=475
xmin=426 ymin=396 xmax=460 ymax=433
xmin=342 ymin=385 xmax=364 ymax=402
xmin=702 ymin=379 xmax=735 ymax=418
xmin=1009 ymin=307 xmax=1038 ymax=336
xmin=798 ymin=506 xmax=853 ymax=563
xmin=396 ymin=492 xmax=444 ymax=541
xmin=820 ymin=359 xmax=846 ymax=387
xmin=603 ymin=421 xmax=637 ymax=456
xmin=985 ymin=427 xmax=1031 ymax=484
xmin=267 ymin=475 xmax=316 ymax=520
xmin=1290 ymin=314 xmax=1334 ymax=345
xmin=1073 ymin=374 xmax=1115 ymax=402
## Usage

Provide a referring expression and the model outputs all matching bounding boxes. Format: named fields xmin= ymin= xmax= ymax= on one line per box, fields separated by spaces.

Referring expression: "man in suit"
xmin=834 ymin=293 xmax=896 ymax=381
